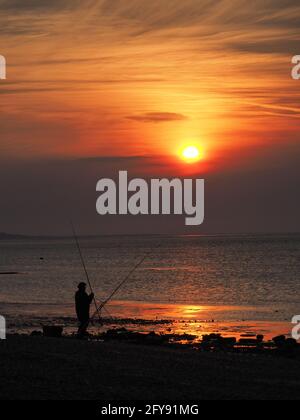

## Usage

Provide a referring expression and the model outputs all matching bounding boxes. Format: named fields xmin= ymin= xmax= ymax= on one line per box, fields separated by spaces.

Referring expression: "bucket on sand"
xmin=43 ymin=325 xmax=63 ymax=338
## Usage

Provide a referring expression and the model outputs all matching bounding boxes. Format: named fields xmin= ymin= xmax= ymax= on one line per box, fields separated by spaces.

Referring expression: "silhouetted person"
xmin=75 ymin=282 xmax=94 ymax=337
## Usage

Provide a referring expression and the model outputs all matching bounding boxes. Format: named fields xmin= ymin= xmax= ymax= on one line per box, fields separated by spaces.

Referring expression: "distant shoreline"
xmin=0 ymin=231 xmax=300 ymax=241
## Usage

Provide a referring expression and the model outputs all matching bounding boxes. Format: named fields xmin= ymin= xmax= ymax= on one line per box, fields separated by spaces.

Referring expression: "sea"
xmin=0 ymin=234 xmax=299 ymax=341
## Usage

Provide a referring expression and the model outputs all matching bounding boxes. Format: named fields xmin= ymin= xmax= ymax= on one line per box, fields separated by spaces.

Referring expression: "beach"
xmin=1 ymin=335 xmax=300 ymax=400
xmin=1 ymin=234 xmax=299 ymax=401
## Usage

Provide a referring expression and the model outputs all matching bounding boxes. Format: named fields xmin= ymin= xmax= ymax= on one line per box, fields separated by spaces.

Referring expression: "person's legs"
xmin=77 ymin=318 xmax=89 ymax=337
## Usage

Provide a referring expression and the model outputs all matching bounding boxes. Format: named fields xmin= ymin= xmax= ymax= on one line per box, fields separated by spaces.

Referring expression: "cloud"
xmin=1 ymin=0 xmax=300 ymax=170
xmin=0 ymin=0 xmax=82 ymax=12
xmin=127 ymin=112 xmax=188 ymax=123
xmin=98 ymin=0 xmax=300 ymax=32
xmin=77 ymin=155 xmax=152 ymax=163
xmin=0 ymin=0 xmax=299 ymax=237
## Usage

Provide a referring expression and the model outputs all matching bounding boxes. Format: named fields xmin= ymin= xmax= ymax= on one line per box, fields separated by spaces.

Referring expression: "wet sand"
xmin=0 ymin=335 xmax=300 ymax=400
xmin=4 ymin=299 xmax=292 ymax=342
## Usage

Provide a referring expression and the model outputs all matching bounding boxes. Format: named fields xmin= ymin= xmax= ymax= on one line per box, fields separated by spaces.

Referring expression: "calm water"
xmin=0 ymin=234 xmax=299 ymax=338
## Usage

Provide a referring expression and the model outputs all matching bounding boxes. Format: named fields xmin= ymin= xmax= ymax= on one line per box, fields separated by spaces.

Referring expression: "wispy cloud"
xmin=0 ymin=0 xmax=299 ymax=161
xmin=0 ymin=0 xmax=82 ymax=12
xmin=127 ymin=112 xmax=188 ymax=123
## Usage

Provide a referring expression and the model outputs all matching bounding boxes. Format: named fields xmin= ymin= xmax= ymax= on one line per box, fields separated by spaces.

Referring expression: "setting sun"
xmin=181 ymin=146 xmax=202 ymax=163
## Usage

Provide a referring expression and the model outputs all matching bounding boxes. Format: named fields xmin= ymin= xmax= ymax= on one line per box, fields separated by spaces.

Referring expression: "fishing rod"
xmin=90 ymin=249 xmax=153 ymax=322
xmin=70 ymin=219 xmax=102 ymax=323
xmin=96 ymin=298 xmax=114 ymax=320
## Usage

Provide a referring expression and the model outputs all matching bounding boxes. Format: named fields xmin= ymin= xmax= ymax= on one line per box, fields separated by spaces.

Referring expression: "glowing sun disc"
xmin=182 ymin=146 xmax=201 ymax=162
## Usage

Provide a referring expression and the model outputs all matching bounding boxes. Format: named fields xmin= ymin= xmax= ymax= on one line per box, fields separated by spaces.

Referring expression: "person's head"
xmin=78 ymin=282 xmax=87 ymax=292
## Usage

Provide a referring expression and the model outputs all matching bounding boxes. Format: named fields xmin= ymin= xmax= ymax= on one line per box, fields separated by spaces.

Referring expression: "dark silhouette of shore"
xmin=1 ymin=335 xmax=300 ymax=400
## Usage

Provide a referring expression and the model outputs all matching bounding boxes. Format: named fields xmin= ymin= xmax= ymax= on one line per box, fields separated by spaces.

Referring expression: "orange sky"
xmin=0 ymin=0 xmax=300 ymax=174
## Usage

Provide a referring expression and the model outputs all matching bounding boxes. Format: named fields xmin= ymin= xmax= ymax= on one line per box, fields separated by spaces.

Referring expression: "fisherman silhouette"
xmin=75 ymin=282 xmax=94 ymax=337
